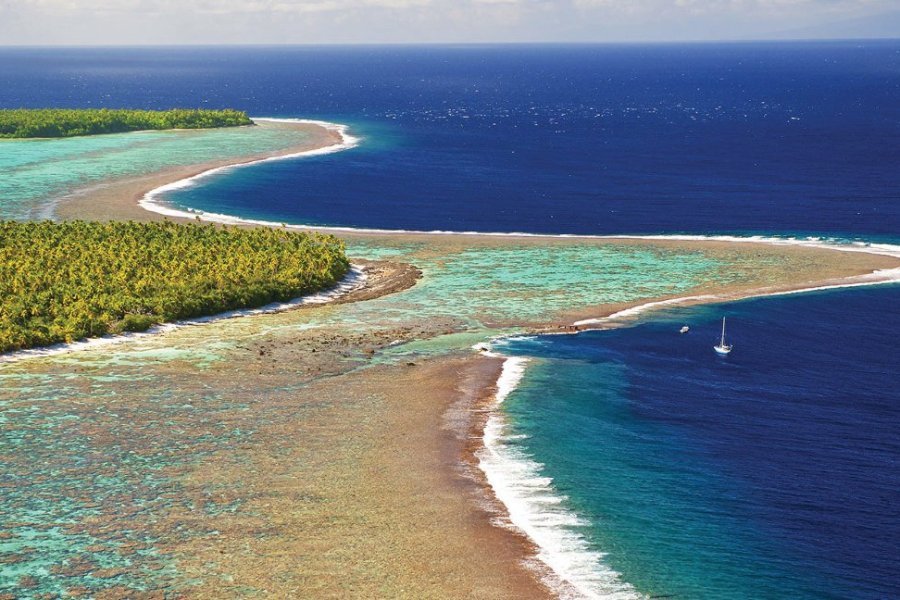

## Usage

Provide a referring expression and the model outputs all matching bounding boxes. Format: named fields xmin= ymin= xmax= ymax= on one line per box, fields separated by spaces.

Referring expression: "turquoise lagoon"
xmin=0 ymin=118 xmax=876 ymax=600
xmin=0 ymin=123 xmax=316 ymax=220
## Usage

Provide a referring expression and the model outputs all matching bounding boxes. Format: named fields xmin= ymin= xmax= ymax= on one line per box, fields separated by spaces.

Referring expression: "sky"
xmin=1 ymin=0 xmax=899 ymax=45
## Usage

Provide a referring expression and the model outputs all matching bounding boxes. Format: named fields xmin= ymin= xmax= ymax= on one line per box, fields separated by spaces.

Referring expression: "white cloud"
xmin=4 ymin=0 xmax=898 ymax=44
xmin=18 ymin=0 xmax=892 ymax=17
xmin=573 ymin=0 xmax=890 ymax=11
xmin=23 ymin=0 xmax=438 ymax=13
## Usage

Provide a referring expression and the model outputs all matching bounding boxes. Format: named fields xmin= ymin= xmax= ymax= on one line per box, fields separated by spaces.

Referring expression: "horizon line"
xmin=1 ymin=37 xmax=899 ymax=49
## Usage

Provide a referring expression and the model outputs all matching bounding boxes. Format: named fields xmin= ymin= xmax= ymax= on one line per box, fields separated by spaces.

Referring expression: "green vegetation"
xmin=0 ymin=221 xmax=350 ymax=352
xmin=0 ymin=108 xmax=253 ymax=139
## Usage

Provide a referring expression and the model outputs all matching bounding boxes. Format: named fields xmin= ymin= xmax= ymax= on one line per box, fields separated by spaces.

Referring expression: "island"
xmin=0 ymin=220 xmax=349 ymax=352
xmin=0 ymin=108 xmax=253 ymax=138
xmin=3 ymin=117 xmax=899 ymax=599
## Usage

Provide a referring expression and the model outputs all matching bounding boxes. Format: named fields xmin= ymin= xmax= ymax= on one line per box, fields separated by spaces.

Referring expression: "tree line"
xmin=0 ymin=109 xmax=253 ymax=138
xmin=0 ymin=220 xmax=350 ymax=352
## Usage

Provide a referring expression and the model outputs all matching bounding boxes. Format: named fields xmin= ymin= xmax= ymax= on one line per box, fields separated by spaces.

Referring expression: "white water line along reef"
xmin=2 ymin=117 xmax=900 ymax=599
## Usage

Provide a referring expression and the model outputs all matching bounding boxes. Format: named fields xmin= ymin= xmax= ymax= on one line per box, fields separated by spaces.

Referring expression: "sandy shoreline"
xmin=53 ymin=119 xmax=345 ymax=223
xmin=0 ymin=259 xmax=422 ymax=366
xmin=53 ymin=119 xmax=900 ymax=318
xmin=27 ymin=118 xmax=900 ymax=597
xmin=171 ymin=353 xmax=555 ymax=598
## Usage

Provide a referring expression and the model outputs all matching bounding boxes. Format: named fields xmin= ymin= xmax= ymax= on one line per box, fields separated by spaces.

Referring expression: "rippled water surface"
xmin=1 ymin=44 xmax=898 ymax=598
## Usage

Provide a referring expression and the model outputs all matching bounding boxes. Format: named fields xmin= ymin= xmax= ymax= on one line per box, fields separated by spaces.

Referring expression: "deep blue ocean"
xmin=495 ymin=288 xmax=899 ymax=599
xmin=2 ymin=44 xmax=898 ymax=598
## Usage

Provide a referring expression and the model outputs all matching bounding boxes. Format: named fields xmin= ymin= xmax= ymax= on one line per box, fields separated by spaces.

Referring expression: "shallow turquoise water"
xmin=344 ymin=242 xmax=732 ymax=329
xmin=0 ymin=238 xmax=739 ymax=597
xmin=494 ymin=286 xmax=900 ymax=599
xmin=3 ymin=43 xmax=898 ymax=599
xmin=0 ymin=114 xmax=784 ymax=597
xmin=0 ymin=124 xmax=313 ymax=220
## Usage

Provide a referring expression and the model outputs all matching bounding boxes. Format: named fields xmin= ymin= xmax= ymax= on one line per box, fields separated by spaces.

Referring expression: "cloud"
xmin=572 ymin=0 xmax=892 ymax=13
xmin=568 ymin=0 xmax=898 ymax=34
xmin=4 ymin=0 xmax=898 ymax=44
xmin=18 ymin=0 xmax=891 ymax=18
xmin=22 ymin=0 xmax=441 ymax=14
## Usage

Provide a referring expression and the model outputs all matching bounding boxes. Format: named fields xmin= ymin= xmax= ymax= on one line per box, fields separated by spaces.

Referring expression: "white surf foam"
xmin=573 ymin=266 xmax=900 ymax=327
xmin=134 ymin=136 xmax=900 ymax=281
xmin=140 ymin=157 xmax=900 ymax=270
xmin=606 ymin=233 xmax=900 ymax=259
xmin=474 ymin=240 xmax=900 ymax=597
xmin=132 ymin=132 xmax=900 ymax=268
xmin=0 ymin=265 xmax=366 ymax=365
xmin=139 ymin=118 xmax=361 ymax=221
xmin=478 ymin=356 xmax=646 ymax=600
xmin=138 ymin=141 xmax=900 ymax=323
xmin=573 ymin=294 xmax=719 ymax=327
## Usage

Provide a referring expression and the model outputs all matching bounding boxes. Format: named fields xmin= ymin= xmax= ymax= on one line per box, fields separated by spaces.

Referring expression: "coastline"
xmin=560 ymin=260 xmax=900 ymax=330
xmin=474 ymin=353 xmax=646 ymax=599
xmin=51 ymin=117 xmax=900 ymax=333
xmin=165 ymin=353 xmax=556 ymax=598
xmin=0 ymin=260 xmax=420 ymax=365
xmin=52 ymin=118 xmax=349 ymax=222
xmin=33 ymin=117 xmax=900 ymax=597
xmin=53 ymin=117 xmax=900 ymax=319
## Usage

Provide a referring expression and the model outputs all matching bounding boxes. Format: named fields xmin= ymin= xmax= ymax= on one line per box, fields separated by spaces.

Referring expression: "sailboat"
xmin=713 ymin=317 xmax=733 ymax=355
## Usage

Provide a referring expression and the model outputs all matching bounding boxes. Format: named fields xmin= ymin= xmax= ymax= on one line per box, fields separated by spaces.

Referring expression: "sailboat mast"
xmin=713 ymin=315 xmax=732 ymax=355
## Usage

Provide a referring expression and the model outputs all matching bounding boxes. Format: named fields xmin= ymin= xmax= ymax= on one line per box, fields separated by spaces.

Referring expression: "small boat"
xmin=713 ymin=317 xmax=733 ymax=355
xmin=679 ymin=325 xmax=690 ymax=334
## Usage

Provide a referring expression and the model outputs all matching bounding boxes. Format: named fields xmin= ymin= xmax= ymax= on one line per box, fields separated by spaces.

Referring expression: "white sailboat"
xmin=713 ymin=317 xmax=733 ymax=355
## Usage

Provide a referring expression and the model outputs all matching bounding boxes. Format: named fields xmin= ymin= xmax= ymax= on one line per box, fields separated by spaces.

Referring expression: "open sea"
xmin=2 ymin=43 xmax=899 ymax=598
